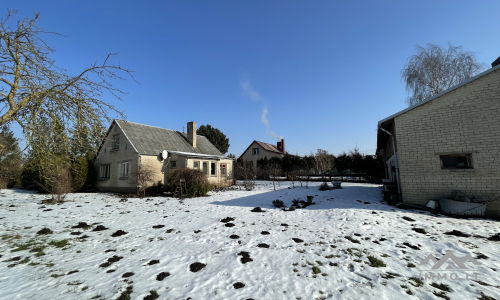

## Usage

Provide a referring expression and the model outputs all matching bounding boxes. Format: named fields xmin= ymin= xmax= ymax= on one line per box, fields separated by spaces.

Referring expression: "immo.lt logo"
xmin=419 ymin=251 xmax=481 ymax=280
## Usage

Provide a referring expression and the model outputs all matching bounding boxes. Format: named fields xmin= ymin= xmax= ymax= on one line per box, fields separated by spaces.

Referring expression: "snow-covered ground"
xmin=0 ymin=181 xmax=499 ymax=300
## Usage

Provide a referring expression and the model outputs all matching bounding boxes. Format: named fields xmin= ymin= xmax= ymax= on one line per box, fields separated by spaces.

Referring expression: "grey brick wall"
xmin=394 ymin=68 xmax=500 ymax=217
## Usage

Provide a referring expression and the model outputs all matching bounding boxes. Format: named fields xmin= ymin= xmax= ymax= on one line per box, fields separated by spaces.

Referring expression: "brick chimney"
xmin=277 ymin=138 xmax=285 ymax=153
xmin=187 ymin=121 xmax=196 ymax=148
xmin=492 ymin=56 xmax=500 ymax=68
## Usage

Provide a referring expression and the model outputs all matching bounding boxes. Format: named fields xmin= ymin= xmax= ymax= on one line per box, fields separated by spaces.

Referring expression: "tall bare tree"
xmin=0 ymin=10 xmax=134 ymax=155
xmin=401 ymin=43 xmax=484 ymax=106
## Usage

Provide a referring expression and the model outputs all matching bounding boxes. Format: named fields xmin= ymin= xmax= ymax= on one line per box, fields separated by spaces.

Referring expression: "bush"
xmin=318 ymin=182 xmax=330 ymax=191
xmin=166 ymin=168 xmax=213 ymax=198
xmin=72 ymin=156 xmax=96 ymax=191
xmin=272 ymin=200 xmax=285 ymax=208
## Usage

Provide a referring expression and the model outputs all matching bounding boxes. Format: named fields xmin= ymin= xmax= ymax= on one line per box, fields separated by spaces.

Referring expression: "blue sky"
xmin=4 ymin=1 xmax=500 ymax=156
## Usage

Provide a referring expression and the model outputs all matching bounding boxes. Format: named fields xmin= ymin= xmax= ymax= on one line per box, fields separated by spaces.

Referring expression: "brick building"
xmin=376 ymin=58 xmax=500 ymax=217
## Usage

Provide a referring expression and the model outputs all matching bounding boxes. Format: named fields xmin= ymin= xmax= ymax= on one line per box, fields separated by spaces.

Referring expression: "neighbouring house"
xmin=239 ymin=139 xmax=286 ymax=166
xmin=376 ymin=57 xmax=500 ymax=217
xmin=95 ymin=120 xmax=233 ymax=193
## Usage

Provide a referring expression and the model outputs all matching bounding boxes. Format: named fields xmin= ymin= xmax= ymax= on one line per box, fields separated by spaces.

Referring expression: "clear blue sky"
xmin=4 ymin=1 xmax=500 ymax=156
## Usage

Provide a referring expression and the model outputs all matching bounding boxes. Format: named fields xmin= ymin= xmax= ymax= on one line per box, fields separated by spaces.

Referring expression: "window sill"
xmin=441 ymin=168 xmax=475 ymax=172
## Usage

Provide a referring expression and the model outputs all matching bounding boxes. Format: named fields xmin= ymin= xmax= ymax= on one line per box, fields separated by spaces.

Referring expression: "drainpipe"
xmin=379 ymin=127 xmax=402 ymax=201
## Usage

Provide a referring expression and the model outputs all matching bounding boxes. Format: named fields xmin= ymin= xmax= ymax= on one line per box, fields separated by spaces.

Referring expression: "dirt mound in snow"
xmin=229 ymin=235 xmax=239 ymax=239
xmin=233 ymin=282 xmax=245 ymax=289
xmin=111 ymin=230 xmax=128 ymax=237
xmin=225 ymin=223 xmax=235 ymax=227
xmin=257 ymin=243 xmax=269 ymax=248
xmin=261 ymin=231 xmax=270 ymax=235
xmin=237 ymin=252 xmax=253 ymax=264
xmin=152 ymin=225 xmax=165 ymax=229
xmin=93 ymin=225 xmax=108 ymax=231
xmin=251 ymin=207 xmax=265 ymax=212
xmin=220 ymin=217 xmax=235 ymax=223
xmin=36 ymin=228 xmax=52 ymax=235
xmin=189 ymin=262 xmax=206 ymax=272
xmin=72 ymin=222 xmax=90 ymax=228
xmin=156 ymin=272 xmax=170 ymax=281
xmin=292 ymin=238 xmax=303 ymax=243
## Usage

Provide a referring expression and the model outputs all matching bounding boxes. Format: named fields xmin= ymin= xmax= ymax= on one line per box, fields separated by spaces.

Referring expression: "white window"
xmin=119 ymin=162 xmax=130 ymax=178
xmin=252 ymin=148 xmax=259 ymax=155
xmin=100 ymin=164 xmax=110 ymax=179
xmin=193 ymin=161 xmax=199 ymax=169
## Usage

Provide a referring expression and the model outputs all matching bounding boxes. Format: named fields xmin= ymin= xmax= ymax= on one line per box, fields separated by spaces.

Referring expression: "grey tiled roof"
xmin=254 ymin=141 xmax=282 ymax=154
xmin=115 ymin=120 xmax=224 ymax=156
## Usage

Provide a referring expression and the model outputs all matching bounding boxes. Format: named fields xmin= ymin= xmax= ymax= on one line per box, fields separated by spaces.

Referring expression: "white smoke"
xmin=241 ymin=80 xmax=282 ymax=140
xmin=261 ymin=107 xmax=282 ymax=140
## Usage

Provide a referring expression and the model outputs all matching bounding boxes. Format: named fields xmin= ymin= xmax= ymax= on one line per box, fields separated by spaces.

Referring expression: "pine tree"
xmin=197 ymin=125 xmax=230 ymax=154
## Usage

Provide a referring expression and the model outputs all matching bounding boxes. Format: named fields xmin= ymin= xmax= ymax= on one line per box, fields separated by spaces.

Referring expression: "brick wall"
xmin=395 ymin=68 xmax=500 ymax=217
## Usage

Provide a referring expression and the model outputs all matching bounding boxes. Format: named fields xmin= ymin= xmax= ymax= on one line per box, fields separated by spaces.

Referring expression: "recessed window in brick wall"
xmin=440 ymin=154 xmax=473 ymax=169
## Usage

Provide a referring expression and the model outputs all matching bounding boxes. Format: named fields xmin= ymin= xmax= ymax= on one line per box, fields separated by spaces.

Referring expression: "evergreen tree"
xmin=0 ymin=125 xmax=23 ymax=188
xmin=197 ymin=124 xmax=230 ymax=154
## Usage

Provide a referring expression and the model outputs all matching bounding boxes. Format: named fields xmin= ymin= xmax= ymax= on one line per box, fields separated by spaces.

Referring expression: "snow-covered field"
xmin=1 ymin=181 xmax=499 ymax=300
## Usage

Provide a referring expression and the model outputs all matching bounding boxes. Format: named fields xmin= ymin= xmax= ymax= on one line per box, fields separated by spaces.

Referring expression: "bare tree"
xmin=315 ymin=149 xmax=335 ymax=182
xmin=130 ymin=162 xmax=156 ymax=197
xmin=401 ymin=43 xmax=484 ymax=106
xmin=35 ymin=156 xmax=73 ymax=203
xmin=0 ymin=10 xmax=135 ymax=156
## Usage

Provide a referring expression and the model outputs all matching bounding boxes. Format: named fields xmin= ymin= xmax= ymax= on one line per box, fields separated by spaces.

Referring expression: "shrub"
xmin=318 ymin=182 xmax=330 ymax=191
xmin=367 ymin=256 xmax=386 ymax=267
xmin=272 ymin=200 xmax=285 ymax=208
xmin=166 ymin=168 xmax=213 ymax=198
xmin=72 ymin=156 xmax=96 ymax=191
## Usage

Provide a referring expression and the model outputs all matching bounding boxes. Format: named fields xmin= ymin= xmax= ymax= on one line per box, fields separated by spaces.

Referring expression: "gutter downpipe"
xmin=379 ymin=127 xmax=402 ymax=201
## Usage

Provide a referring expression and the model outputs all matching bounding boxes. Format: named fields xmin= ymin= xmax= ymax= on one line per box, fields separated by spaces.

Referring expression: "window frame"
xmin=193 ymin=161 xmax=200 ymax=170
xmin=119 ymin=162 xmax=130 ymax=178
xmin=170 ymin=161 xmax=177 ymax=169
xmin=202 ymin=162 xmax=208 ymax=175
xmin=100 ymin=164 xmax=110 ymax=179
xmin=220 ymin=163 xmax=227 ymax=175
xmin=252 ymin=148 xmax=259 ymax=155
xmin=112 ymin=134 xmax=120 ymax=150
xmin=440 ymin=153 xmax=473 ymax=169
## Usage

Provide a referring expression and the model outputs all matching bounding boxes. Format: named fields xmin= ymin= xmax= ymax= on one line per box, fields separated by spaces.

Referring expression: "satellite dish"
xmin=162 ymin=150 xmax=168 ymax=160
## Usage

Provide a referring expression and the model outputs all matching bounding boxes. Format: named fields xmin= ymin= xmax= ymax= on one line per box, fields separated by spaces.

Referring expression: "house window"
xmin=119 ymin=162 xmax=130 ymax=178
xmin=220 ymin=163 xmax=227 ymax=175
xmin=211 ymin=162 xmax=216 ymax=176
xmin=112 ymin=135 xmax=120 ymax=150
xmin=203 ymin=162 xmax=208 ymax=175
xmin=252 ymin=148 xmax=259 ymax=155
xmin=171 ymin=161 xmax=177 ymax=168
xmin=440 ymin=154 xmax=473 ymax=169
xmin=193 ymin=161 xmax=199 ymax=170
xmin=100 ymin=164 xmax=110 ymax=179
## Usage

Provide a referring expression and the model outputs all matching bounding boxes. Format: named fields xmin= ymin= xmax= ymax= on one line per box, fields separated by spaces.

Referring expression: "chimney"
xmin=281 ymin=138 xmax=285 ymax=153
xmin=492 ymin=56 xmax=500 ymax=68
xmin=187 ymin=121 xmax=196 ymax=148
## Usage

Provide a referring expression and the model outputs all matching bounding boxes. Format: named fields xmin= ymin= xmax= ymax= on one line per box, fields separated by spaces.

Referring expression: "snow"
xmin=0 ymin=182 xmax=499 ymax=300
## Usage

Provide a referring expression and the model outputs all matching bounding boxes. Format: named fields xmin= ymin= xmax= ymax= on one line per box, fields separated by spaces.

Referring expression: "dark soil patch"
xmin=381 ymin=272 xmax=400 ymax=279
xmin=364 ymin=202 xmax=371 ymax=204
xmin=431 ymin=282 xmax=452 ymax=292
xmin=444 ymin=230 xmax=470 ymax=237
xmin=148 ymin=260 xmax=160 ymax=266
xmin=250 ymin=207 xmax=265 ymax=212
xmin=261 ymin=231 xmax=270 ymax=235
xmin=194 ymin=230 xmax=201 ymax=233
xmin=156 ymin=271 xmax=170 ymax=281
xmin=475 ymin=253 xmax=489 ymax=260
xmin=281 ymin=223 xmax=289 ymax=226
xmin=36 ymin=228 xmax=53 ymax=235
xmin=412 ymin=228 xmax=427 ymax=234
xmin=488 ymin=233 xmax=500 ymax=241
xmin=189 ymin=262 xmax=206 ymax=272
xmin=106 ymin=269 xmax=116 ymax=273
xmin=433 ymin=292 xmax=450 ymax=300
xmin=111 ymin=230 xmax=128 ymax=237
xmin=93 ymin=225 xmax=108 ymax=231
xmin=292 ymin=238 xmax=304 ymax=243
xmin=99 ymin=262 xmax=112 ymax=268
xmin=225 ymin=223 xmax=235 ymax=227
xmin=70 ymin=232 xmax=82 ymax=235
xmin=72 ymin=222 xmax=90 ymax=228
xmin=42 ymin=209 xmax=53 ymax=212
xmin=107 ymin=255 xmax=123 ymax=263
xmin=229 ymin=235 xmax=240 ymax=239
xmin=105 ymin=249 xmax=116 ymax=253
xmin=329 ymin=262 xmax=338 ymax=266
xmin=152 ymin=225 xmax=165 ymax=229
xmin=9 ymin=256 xmax=21 ymax=261
xmin=76 ymin=205 xmax=82 ymax=207
xmin=143 ymin=290 xmax=159 ymax=300
xmin=402 ymin=242 xmax=420 ymax=250
xmin=233 ymin=282 xmax=245 ymax=289
xmin=402 ymin=216 xmax=416 ymax=222
xmin=9 ymin=205 xmax=15 ymax=207
xmin=122 ymin=272 xmax=134 ymax=278
xmin=67 ymin=270 xmax=78 ymax=275
xmin=78 ymin=235 xmax=89 ymax=239
xmin=354 ymin=233 xmax=362 ymax=236
xmin=220 ymin=217 xmax=235 ymax=223
xmin=118 ymin=285 xmax=133 ymax=300
xmin=105 ymin=205 xmax=112 ymax=207
xmin=372 ymin=211 xmax=378 ymax=214
xmin=237 ymin=251 xmax=253 ymax=264
xmin=257 ymin=243 xmax=270 ymax=248
xmin=379 ymin=238 xmax=387 ymax=241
